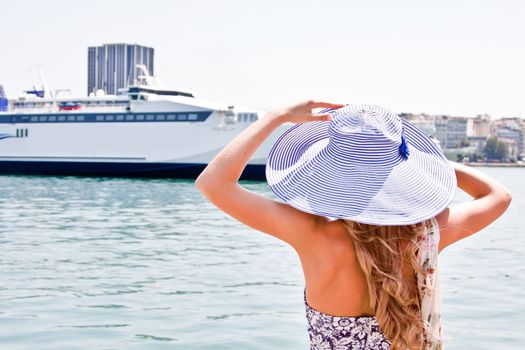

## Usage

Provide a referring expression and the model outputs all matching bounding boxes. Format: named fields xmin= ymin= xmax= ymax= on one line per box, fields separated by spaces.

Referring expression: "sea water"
xmin=0 ymin=167 xmax=523 ymax=349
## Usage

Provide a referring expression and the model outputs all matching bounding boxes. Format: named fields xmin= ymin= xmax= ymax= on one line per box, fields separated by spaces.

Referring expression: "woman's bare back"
xmin=300 ymin=218 xmax=422 ymax=317
xmin=299 ymin=219 xmax=374 ymax=317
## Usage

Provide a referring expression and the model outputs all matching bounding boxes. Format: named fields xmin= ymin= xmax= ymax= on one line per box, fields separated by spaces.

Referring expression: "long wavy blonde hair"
xmin=342 ymin=219 xmax=430 ymax=350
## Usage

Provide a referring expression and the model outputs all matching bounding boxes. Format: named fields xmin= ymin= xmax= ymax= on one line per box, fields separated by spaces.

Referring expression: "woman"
xmin=195 ymin=101 xmax=512 ymax=349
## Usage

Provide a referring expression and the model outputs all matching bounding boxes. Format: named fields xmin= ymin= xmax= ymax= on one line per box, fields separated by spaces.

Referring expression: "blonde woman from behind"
xmin=196 ymin=101 xmax=511 ymax=349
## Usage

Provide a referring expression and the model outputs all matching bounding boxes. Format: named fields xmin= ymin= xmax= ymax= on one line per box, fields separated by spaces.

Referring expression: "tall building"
xmin=87 ymin=43 xmax=154 ymax=95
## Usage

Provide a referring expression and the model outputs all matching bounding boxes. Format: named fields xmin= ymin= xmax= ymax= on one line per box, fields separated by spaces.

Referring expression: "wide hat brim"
xmin=265 ymin=109 xmax=457 ymax=226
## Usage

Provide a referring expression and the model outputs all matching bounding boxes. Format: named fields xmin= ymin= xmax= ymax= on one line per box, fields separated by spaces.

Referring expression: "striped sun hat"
xmin=265 ymin=104 xmax=457 ymax=225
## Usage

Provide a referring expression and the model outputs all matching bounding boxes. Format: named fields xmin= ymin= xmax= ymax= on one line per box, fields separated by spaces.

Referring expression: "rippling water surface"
xmin=0 ymin=167 xmax=523 ymax=349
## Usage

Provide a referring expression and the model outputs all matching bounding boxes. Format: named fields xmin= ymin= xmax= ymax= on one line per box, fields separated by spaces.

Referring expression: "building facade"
xmin=87 ymin=44 xmax=154 ymax=95
xmin=467 ymin=114 xmax=491 ymax=137
xmin=493 ymin=118 xmax=524 ymax=160
xmin=433 ymin=115 xmax=468 ymax=149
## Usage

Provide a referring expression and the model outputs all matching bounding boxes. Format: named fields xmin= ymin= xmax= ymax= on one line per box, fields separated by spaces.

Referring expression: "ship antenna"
xmin=136 ymin=64 xmax=155 ymax=86
xmin=35 ymin=65 xmax=52 ymax=98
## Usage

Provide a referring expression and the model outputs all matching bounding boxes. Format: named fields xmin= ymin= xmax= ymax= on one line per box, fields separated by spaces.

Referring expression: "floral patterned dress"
xmin=305 ymin=218 xmax=443 ymax=350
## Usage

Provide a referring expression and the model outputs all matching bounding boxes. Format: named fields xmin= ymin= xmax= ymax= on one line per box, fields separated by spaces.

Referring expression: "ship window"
xmin=25 ymin=129 xmax=28 ymax=137
xmin=125 ymin=115 xmax=134 ymax=121
xmin=49 ymin=116 xmax=57 ymax=122
xmin=67 ymin=115 xmax=76 ymax=121
xmin=116 ymin=115 xmax=124 ymax=121
xmin=146 ymin=115 xmax=155 ymax=121
xmin=167 ymin=114 xmax=176 ymax=121
xmin=105 ymin=115 xmax=115 ymax=121
xmin=250 ymin=114 xmax=257 ymax=121
xmin=177 ymin=114 xmax=187 ymax=120
xmin=30 ymin=116 xmax=38 ymax=122
xmin=136 ymin=114 xmax=145 ymax=121
xmin=188 ymin=114 xmax=198 ymax=121
xmin=39 ymin=116 xmax=48 ymax=122
xmin=77 ymin=115 xmax=85 ymax=121
xmin=16 ymin=129 xmax=19 ymax=137
xmin=156 ymin=114 xmax=166 ymax=121
xmin=58 ymin=116 xmax=66 ymax=122
xmin=96 ymin=115 xmax=104 ymax=121
xmin=237 ymin=114 xmax=242 ymax=122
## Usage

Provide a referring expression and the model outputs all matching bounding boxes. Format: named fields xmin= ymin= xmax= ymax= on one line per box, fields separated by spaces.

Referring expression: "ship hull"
xmin=0 ymin=96 xmax=290 ymax=181
xmin=0 ymin=160 xmax=266 ymax=180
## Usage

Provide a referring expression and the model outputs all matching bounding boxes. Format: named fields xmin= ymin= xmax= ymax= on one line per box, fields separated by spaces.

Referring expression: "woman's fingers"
xmin=277 ymin=100 xmax=344 ymax=123
xmin=308 ymin=101 xmax=346 ymax=109
xmin=312 ymin=113 xmax=333 ymax=121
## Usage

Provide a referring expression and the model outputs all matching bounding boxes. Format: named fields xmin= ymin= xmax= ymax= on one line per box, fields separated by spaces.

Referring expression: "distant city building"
xmin=465 ymin=114 xmax=491 ymax=155
xmin=467 ymin=114 xmax=491 ymax=137
xmin=467 ymin=136 xmax=488 ymax=154
xmin=87 ymin=43 xmax=154 ymax=95
xmin=493 ymin=118 xmax=524 ymax=160
xmin=433 ymin=116 xmax=468 ymax=149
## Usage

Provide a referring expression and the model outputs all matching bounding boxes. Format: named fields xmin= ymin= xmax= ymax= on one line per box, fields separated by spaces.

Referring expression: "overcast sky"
xmin=1 ymin=0 xmax=524 ymax=117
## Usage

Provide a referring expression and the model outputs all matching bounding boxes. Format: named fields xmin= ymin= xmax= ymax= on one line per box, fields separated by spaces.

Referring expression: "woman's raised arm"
xmin=436 ymin=162 xmax=512 ymax=252
xmin=195 ymin=101 xmax=344 ymax=251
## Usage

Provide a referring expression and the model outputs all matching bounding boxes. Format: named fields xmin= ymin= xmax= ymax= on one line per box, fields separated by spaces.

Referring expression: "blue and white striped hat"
xmin=265 ymin=104 xmax=456 ymax=225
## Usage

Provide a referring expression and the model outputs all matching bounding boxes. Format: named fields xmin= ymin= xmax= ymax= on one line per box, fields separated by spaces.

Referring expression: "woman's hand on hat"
xmin=270 ymin=101 xmax=345 ymax=124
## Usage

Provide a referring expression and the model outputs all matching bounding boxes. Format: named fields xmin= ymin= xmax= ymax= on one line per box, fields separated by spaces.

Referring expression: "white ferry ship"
xmin=0 ymin=69 xmax=289 ymax=180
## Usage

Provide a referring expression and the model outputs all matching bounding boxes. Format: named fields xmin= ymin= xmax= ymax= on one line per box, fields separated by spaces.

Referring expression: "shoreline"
xmin=465 ymin=162 xmax=525 ymax=168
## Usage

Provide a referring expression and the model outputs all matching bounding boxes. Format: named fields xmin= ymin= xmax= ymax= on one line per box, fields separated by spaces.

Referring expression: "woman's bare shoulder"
xmin=307 ymin=218 xmax=356 ymax=258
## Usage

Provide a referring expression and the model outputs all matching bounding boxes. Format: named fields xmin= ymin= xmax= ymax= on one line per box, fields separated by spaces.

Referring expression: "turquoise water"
xmin=0 ymin=167 xmax=523 ymax=349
